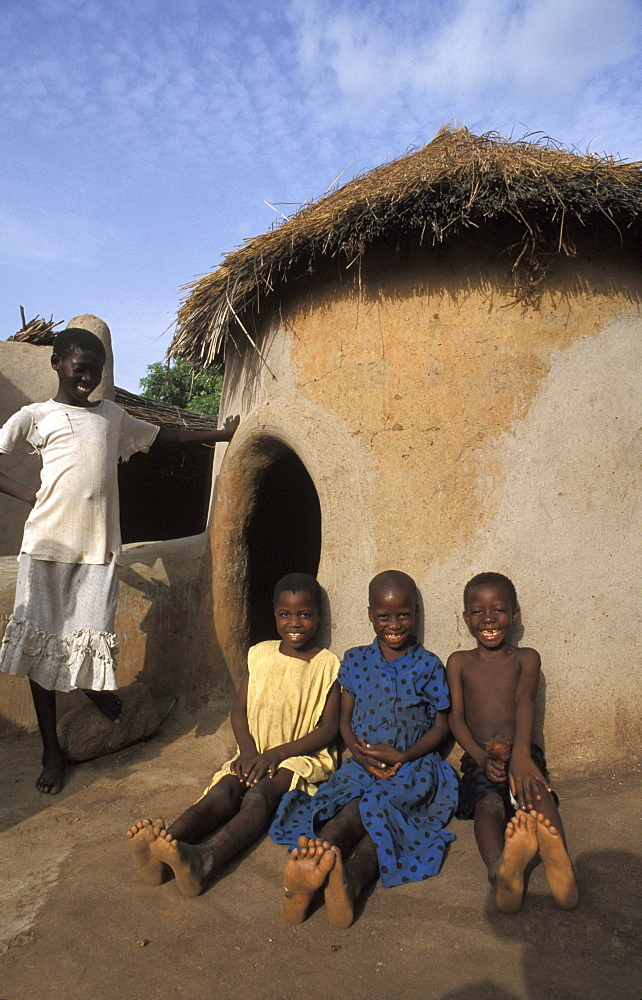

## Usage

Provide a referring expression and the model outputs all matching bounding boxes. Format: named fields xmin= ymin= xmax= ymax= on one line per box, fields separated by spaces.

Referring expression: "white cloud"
xmin=285 ymin=0 xmax=642 ymax=158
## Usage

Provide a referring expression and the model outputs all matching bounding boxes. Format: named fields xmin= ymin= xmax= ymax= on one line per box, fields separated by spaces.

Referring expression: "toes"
xmin=319 ymin=849 xmax=336 ymax=873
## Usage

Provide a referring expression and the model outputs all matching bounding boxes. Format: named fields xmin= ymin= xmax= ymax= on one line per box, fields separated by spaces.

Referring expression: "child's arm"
xmin=232 ymin=680 xmax=341 ymax=787
xmin=0 ymin=468 xmax=37 ymax=507
xmin=509 ymin=648 xmax=550 ymax=810
xmin=358 ymin=710 xmax=450 ymax=768
xmin=154 ymin=415 xmax=239 ymax=447
xmin=446 ymin=653 xmax=505 ymax=783
xmin=340 ymin=691 xmax=401 ymax=779
xmin=228 ymin=673 xmax=260 ymax=783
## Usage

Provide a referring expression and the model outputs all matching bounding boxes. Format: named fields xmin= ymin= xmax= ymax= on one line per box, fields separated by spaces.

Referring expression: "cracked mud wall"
xmin=212 ymin=246 xmax=641 ymax=769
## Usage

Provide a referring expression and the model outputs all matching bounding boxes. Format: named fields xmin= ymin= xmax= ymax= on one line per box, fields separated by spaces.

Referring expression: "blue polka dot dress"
xmin=270 ymin=640 xmax=458 ymax=888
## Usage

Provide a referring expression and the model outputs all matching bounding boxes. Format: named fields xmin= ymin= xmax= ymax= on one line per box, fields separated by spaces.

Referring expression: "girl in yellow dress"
xmin=126 ymin=573 xmax=340 ymax=896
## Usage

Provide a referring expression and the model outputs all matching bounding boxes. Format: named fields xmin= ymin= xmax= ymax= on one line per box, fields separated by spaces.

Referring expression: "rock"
xmin=57 ymin=681 xmax=162 ymax=762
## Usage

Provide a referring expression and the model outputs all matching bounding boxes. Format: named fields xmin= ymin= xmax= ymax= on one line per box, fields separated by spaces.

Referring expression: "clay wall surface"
xmin=210 ymin=243 xmax=642 ymax=770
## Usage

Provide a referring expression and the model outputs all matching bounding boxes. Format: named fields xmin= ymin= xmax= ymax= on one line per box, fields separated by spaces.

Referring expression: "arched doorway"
xmin=246 ymin=448 xmax=322 ymax=643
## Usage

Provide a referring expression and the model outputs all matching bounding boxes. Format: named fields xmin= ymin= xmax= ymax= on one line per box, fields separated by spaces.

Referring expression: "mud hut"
xmin=172 ymin=125 xmax=641 ymax=769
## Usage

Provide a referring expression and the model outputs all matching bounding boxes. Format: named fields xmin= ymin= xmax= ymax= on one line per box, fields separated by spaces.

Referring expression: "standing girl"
xmin=0 ymin=327 xmax=238 ymax=794
xmin=271 ymin=570 xmax=458 ymax=928
xmin=126 ymin=573 xmax=340 ymax=896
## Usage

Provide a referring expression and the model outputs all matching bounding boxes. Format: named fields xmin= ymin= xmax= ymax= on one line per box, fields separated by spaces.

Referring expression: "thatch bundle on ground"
xmin=172 ymin=125 xmax=642 ymax=365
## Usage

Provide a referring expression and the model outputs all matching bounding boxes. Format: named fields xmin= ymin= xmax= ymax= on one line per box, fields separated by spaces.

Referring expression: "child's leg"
xmin=324 ymin=833 xmax=379 ymax=929
xmin=29 ymin=679 xmax=65 ymax=794
xmin=529 ymin=787 xmax=578 ymax=910
xmin=473 ymin=790 xmax=510 ymax=878
xmin=474 ymin=790 xmax=538 ymax=913
xmin=126 ymin=774 xmax=244 ymax=886
xmin=150 ymin=768 xmax=293 ymax=896
xmin=282 ymin=798 xmax=379 ymax=927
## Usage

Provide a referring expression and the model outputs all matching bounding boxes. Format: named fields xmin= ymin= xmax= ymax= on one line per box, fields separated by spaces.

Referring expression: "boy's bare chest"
xmin=462 ymin=658 xmax=520 ymax=699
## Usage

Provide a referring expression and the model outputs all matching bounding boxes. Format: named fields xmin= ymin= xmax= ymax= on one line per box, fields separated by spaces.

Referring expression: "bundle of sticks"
xmin=7 ymin=307 xmax=63 ymax=345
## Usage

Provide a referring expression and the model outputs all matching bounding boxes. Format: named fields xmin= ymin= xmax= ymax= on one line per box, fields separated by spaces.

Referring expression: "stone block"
xmin=57 ymin=681 xmax=161 ymax=762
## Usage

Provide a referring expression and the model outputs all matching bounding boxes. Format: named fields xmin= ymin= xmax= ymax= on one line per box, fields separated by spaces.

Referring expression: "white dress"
xmin=0 ymin=399 xmax=159 ymax=692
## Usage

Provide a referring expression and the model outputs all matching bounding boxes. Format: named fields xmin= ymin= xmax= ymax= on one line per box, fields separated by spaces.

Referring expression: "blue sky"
xmin=1 ymin=0 xmax=641 ymax=391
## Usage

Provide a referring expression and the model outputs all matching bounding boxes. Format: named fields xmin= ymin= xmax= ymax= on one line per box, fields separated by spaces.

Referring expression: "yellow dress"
xmin=201 ymin=640 xmax=340 ymax=797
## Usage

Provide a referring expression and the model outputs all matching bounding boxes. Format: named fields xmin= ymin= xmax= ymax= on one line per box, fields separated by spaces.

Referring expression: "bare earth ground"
xmin=0 ymin=707 xmax=640 ymax=1000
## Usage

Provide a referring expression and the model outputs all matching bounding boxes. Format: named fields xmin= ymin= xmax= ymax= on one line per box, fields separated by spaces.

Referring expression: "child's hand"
xmin=509 ymin=749 xmax=550 ymax=811
xmin=232 ymin=750 xmax=281 ymax=786
xmin=352 ymin=738 xmax=402 ymax=779
xmin=220 ymin=415 xmax=240 ymax=441
xmin=484 ymin=756 xmax=507 ymax=784
xmin=358 ymin=739 xmax=405 ymax=769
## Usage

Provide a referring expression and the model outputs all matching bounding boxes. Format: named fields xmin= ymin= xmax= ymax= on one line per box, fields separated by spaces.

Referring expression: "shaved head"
xmin=368 ymin=570 xmax=417 ymax=605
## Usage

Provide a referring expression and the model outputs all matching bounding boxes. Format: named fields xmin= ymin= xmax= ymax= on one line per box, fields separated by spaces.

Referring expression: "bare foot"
xmin=84 ymin=689 xmax=122 ymax=722
xmin=126 ymin=818 xmax=167 ymax=886
xmin=324 ymin=844 xmax=358 ymax=929
xmin=36 ymin=749 xmax=66 ymax=794
xmin=531 ymin=810 xmax=579 ymax=910
xmin=282 ymin=837 xmax=336 ymax=923
xmin=493 ymin=810 xmax=538 ymax=913
xmin=149 ymin=828 xmax=213 ymax=897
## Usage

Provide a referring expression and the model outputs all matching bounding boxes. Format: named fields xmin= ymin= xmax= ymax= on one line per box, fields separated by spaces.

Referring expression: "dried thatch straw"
xmin=172 ymin=125 xmax=642 ymax=366
xmin=113 ymin=387 xmax=217 ymax=430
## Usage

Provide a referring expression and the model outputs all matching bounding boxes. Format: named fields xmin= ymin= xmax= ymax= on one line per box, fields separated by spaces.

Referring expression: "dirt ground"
xmin=1 ymin=706 xmax=640 ymax=1000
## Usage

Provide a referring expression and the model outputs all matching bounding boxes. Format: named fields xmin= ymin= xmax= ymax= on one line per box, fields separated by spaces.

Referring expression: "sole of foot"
xmin=36 ymin=751 xmax=66 ymax=795
xmin=324 ymin=845 xmax=357 ymax=929
xmin=494 ymin=810 xmax=538 ymax=913
xmin=282 ymin=837 xmax=335 ymax=923
xmin=126 ymin=818 xmax=167 ymax=886
xmin=149 ymin=829 xmax=209 ymax=897
xmin=531 ymin=810 xmax=579 ymax=910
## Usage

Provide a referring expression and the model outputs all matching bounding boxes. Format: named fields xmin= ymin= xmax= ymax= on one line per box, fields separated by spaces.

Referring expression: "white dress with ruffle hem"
xmin=0 ymin=399 xmax=159 ymax=692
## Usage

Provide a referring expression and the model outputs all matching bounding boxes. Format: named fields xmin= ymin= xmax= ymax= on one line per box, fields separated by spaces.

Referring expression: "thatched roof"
xmin=172 ymin=125 xmax=642 ymax=365
xmin=113 ymin=387 xmax=217 ymax=430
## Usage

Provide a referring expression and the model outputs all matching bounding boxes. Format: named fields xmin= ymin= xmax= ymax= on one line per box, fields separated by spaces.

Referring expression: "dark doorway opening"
xmin=118 ymin=443 xmax=214 ymax=543
xmin=246 ymin=449 xmax=322 ymax=644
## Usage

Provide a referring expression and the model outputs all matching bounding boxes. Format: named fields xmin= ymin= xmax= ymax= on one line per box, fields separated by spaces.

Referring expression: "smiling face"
xmin=463 ymin=582 xmax=519 ymax=650
xmin=274 ymin=589 xmax=320 ymax=657
xmin=52 ymin=349 xmax=104 ymax=407
xmin=368 ymin=586 xmax=417 ymax=660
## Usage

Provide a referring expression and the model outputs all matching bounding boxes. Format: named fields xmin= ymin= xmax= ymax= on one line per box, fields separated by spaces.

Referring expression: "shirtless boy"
xmin=446 ymin=572 xmax=578 ymax=913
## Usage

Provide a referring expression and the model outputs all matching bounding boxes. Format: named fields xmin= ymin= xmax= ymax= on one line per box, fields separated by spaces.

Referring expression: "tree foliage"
xmin=139 ymin=359 xmax=222 ymax=416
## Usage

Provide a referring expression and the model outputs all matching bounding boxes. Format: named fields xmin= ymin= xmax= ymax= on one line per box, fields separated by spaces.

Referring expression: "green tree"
xmin=139 ymin=359 xmax=222 ymax=417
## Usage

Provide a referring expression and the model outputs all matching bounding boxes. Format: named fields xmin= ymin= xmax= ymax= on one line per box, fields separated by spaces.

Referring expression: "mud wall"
xmin=206 ymin=243 xmax=642 ymax=771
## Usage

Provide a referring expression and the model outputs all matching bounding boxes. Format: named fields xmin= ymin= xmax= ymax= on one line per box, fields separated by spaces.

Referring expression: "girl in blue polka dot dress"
xmin=270 ymin=570 xmax=458 ymax=927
